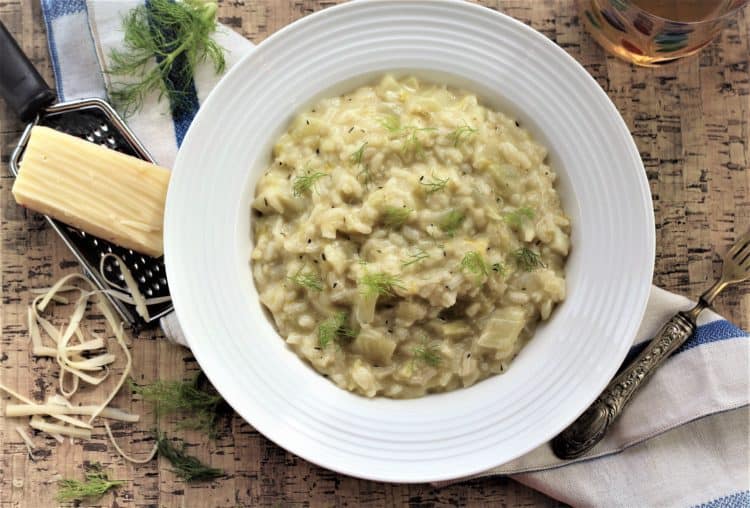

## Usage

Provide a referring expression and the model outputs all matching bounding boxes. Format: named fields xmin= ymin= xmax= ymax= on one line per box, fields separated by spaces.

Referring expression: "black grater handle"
xmin=0 ymin=20 xmax=56 ymax=122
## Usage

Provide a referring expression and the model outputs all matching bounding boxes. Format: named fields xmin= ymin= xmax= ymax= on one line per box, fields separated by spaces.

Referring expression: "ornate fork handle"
xmin=551 ymin=312 xmax=695 ymax=460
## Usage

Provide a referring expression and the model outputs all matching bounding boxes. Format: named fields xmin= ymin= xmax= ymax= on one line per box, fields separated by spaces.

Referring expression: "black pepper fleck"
xmin=333 ymin=282 xmax=338 ymax=288
xmin=306 ymin=119 xmax=310 ymax=125
xmin=321 ymin=253 xmax=326 ymax=261
xmin=348 ymin=126 xmax=354 ymax=133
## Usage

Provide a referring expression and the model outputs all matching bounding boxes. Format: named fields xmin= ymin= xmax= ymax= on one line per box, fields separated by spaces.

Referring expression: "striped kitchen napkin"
xmin=41 ymin=0 xmax=253 ymax=167
xmin=40 ymin=1 xmax=750 ymax=506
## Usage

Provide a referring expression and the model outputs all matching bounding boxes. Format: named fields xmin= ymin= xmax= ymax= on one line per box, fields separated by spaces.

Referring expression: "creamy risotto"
xmin=251 ymin=75 xmax=570 ymax=398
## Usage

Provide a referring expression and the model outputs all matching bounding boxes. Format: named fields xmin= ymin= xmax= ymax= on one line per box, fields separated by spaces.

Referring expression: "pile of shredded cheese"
xmin=0 ymin=255 xmax=170 ymax=463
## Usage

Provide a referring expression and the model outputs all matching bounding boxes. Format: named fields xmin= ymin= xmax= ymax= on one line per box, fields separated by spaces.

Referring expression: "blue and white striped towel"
xmin=42 ymin=0 xmax=253 ymax=167
xmin=40 ymin=1 xmax=749 ymax=506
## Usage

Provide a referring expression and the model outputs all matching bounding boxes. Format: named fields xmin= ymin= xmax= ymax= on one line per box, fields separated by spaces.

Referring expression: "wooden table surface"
xmin=0 ymin=1 xmax=747 ymax=507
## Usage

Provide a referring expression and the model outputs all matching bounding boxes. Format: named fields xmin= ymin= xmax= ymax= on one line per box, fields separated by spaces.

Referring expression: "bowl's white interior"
xmin=166 ymin=0 xmax=654 ymax=482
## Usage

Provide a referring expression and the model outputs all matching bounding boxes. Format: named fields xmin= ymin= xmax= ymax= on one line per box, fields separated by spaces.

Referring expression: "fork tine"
xmin=733 ymin=242 xmax=750 ymax=261
xmin=728 ymin=231 xmax=750 ymax=259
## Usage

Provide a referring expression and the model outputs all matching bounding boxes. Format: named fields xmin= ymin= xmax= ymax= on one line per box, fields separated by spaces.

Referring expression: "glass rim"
xmin=624 ymin=0 xmax=749 ymax=26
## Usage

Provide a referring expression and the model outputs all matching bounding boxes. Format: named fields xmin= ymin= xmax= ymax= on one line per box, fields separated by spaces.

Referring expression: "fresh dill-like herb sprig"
xmin=402 ymin=127 xmax=436 ymax=159
xmin=351 ymin=142 xmax=371 ymax=184
xmin=450 ymin=124 xmax=477 ymax=147
xmin=350 ymin=142 xmax=368 ymax=165
xmin=292 ymin=171 xmax=326 ymax=197
xmin=378 ymin=116 xmax=435 ymax=158
xmin=288 ymin=266 xmax=323 ymax=291
xmin=129 ymin=374 xmax=226 ymax=437
xmin=318 ymin=312 xmax=356 ymax=348
xmin=439 ymin=209 xmax=465 ymax=236
xmin=460 ymin=251 xmax=490 ymax=282
xmin=504 ymin=206 xmax=535 ymax=227
xmin=419 ymin=173 xmax=449 ymax=194
xmin=513 ymin=247 xmax=545 ymax=271
xmin=382 ymin=206 xmax=412 ymax=228
xmin=379 ymin=114 xmax=402 ymax=132
xmin=411 ymin=338 xmax=442 ymax=369
xmin=57 ymin=463 xmax=124 ymax=502
xmin=359 ymin=272 xmax=405 ymax=298
xmin=491 ymin=262 xmax=505 ymax=274
xmin=155 ymin=432 xmax=224 ymax=482
xmin=108 ymin=0 xmax=225 ymax=116
xmin=402 ymin=248 xmax=429 ymax=267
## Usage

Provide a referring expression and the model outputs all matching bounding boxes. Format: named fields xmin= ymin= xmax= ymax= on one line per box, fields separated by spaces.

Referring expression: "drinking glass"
xmin=578 ymin=0 xmax=749 ymax=66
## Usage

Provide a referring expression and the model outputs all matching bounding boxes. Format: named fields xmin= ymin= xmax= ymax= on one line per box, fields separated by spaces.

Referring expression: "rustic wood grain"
xmin=0 ymin=1 xmax=748 ymax=507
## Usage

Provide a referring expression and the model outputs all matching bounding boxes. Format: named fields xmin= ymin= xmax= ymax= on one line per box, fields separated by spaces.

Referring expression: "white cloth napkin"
xmin=40 ymin=2 xmax=750 ymax=506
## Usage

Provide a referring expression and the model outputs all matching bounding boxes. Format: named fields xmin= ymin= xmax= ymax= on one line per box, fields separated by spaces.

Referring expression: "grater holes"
xmin=107 ymin=137 xmax=116 ymax=147
xmin=100 ymin=123 xmax=109 ymax=132
xmin=139 ymin=276 xmax=146 ymax=283
xmin=146 ymin=288 xmax=153 ymax=296
xmin=86 ymin=135 xmax=95 ymax=142
xmin=159 ymin=277 xmax=167 ymax=285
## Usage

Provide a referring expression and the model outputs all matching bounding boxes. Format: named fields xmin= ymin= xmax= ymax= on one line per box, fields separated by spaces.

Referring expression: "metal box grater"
xmin=1 ymin=21 xmax=173 ymax=332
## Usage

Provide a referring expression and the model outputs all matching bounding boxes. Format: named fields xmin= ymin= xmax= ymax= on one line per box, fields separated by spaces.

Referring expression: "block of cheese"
xmin=12 ymin=126 xmax=169 ymax=257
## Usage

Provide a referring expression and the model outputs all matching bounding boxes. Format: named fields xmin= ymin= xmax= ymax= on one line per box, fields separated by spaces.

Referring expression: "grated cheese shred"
xmin=1 ymin=254 xmax=166 ymax=464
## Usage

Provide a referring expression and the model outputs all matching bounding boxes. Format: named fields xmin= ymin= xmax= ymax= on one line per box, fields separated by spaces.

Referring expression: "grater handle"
xmin=0 ymin=20 xmax=56 ymax=122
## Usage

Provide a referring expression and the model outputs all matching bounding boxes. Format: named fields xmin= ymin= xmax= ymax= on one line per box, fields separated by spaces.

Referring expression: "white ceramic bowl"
xmin=165 ymin=0 xmax=654 ymax=483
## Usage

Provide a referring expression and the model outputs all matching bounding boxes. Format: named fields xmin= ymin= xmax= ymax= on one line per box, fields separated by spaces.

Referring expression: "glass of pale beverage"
xmin=578 ymin=0 xmax=749 ymax=66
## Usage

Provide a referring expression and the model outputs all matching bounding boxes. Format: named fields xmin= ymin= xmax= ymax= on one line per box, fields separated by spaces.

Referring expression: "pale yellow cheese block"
xmin=12 ymin=126 xmax=170 ymax=257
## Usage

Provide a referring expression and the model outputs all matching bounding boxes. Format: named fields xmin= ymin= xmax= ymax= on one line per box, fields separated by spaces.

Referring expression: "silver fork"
xmin=551 ymin=230 xmax=750 ymax=460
